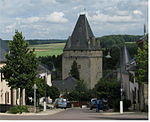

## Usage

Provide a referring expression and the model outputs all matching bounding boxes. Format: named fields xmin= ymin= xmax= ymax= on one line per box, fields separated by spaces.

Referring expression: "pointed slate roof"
xmin=64 ymin=14 xmax=101 ymax=50
xmin=120 ymin=45 xmax=131 ymax=73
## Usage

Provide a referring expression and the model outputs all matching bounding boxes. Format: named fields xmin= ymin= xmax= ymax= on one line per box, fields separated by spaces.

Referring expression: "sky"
xmin=0 ymin=0 xmax=148 ymax=40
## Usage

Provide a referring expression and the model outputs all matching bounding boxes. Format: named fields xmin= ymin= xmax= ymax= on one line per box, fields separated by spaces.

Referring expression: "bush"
xmin=112 ymin=99 xmax=120 ymax=112
xmin=123 ymin=99 xmax=131 ymax=111
xmin=142 ymin=105 xmax=148 ymax=112
xmin=8 ymin=105 xmax=29 ymax=114
xmin=112 ymin=99 xmax=131 ymax=112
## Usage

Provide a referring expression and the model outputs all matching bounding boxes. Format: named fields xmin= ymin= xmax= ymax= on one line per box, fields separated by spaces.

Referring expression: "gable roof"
xmin=64 ymin=14 xmax=101 ymax=51
xmin=52 ymin=76 xmax=78 ymax=92
xmin=120 ymin=45 xmax=131 ymax=73
xmin=37 ymin=64 xmax=51 ymax=74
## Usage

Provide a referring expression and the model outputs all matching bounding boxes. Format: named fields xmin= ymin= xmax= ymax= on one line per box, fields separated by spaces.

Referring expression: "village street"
xmin=0 ymin=107 xmax=148 ymax=120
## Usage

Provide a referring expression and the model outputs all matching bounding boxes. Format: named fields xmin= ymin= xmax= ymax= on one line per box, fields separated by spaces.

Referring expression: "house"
xmin=0 ymin=39 xmax=25 ymax=107
xmin=120 ymin=45 xmax=140 ymax=110
xmin=126 ymin=58 xmax=139 ymax=110
xmin=37 ymin=64 xmax=53 ymax=104
xmin=62 ymin=14 xmax=102 ymax=89
xmin=37 ymin=64 xmax=52 ymax=87
xmin=126 ymin=33 xmax=148 ymax=111
xmin=52 ymin=76 xmax=78 ymax=93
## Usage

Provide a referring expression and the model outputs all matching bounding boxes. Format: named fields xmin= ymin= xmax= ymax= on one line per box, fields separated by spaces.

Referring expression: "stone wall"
xmin=139 ymin=83 xmax=148 ymax=111
xmin=62 ymin=50 xmax=102 ymax=89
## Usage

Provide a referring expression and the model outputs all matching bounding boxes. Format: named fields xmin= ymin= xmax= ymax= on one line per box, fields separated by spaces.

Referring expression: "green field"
xmin=29 ymin=41 xmax=136 ymax=57
xmin=29 ymin=43 xmax=65 ymax=57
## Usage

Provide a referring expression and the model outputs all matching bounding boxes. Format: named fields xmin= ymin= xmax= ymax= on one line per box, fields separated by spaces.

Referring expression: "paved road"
xmin=0 ymin=108 xmax=148 ymax=120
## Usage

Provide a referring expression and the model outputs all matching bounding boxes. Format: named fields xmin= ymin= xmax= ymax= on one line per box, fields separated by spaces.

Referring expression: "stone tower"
xmin=62 ymin=14 xmax=102 ymax=89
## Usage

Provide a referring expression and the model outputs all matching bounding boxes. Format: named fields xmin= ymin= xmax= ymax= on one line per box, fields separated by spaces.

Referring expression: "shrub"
xmin=112 ymin=99 xmax=131 ymax=112
xmin=123 ymin=99 xmax=131 ymax=111
xmin=8 ymin=105 xmax=29 ymax=114
xmin=112 ymin=99 xmax=120 ymax=112
xmin=142 ymin=105 xmax=148 ymax=112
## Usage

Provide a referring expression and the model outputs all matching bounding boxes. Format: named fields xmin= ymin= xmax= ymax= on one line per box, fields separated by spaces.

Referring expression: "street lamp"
xmin=105 ymin=46 xmax=123 ymax=114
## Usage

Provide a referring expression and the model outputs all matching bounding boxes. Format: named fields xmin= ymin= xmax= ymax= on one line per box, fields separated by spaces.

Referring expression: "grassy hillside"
xmin=28 ymin=34 xmax=141 ymax=57
xmin=27 ymin=39 xmax=66 ymax=45
xmin=29 ymin=43 xmax=65 ymax=57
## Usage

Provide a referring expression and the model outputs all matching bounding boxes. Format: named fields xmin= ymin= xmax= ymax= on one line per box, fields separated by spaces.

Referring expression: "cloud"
xmin=116 ymin=10 xmax=129 ymax=16
xmin=0 ymin=0 xmax=148 ymax=39
xmin=133 ymin=10 xmax=143 ymax=15
xmin=15 ymin=11 xmax=68 ymax=24
xmin=41 ymin=0 xmax=58 ymax=4
xmin=72 ymin=5 xmax=83 ymax=10
xmin=4 ymin=23 xmax=17 ymax=33
xmin=26 ymin=16 xmax=40 ymax=23
xmin=46 ymin=12 xmax=68 ymax=23
xmin=89 ymin=13 xmax=142 ymax=23
xmin=16 ymin=16 xmax=40 ymax=23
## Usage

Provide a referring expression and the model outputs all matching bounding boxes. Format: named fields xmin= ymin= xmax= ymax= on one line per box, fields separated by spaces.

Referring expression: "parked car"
xmin=54 ymin=98 xmax=68 ymax=109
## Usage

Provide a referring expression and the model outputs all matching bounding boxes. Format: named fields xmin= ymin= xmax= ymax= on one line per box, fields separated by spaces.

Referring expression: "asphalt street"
xmin=0 ymin=108 xmax=148 ymax=120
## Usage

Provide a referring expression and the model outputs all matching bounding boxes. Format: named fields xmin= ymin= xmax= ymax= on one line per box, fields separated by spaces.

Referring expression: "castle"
xmin=62 ymin=14 xmax=103 ymax=89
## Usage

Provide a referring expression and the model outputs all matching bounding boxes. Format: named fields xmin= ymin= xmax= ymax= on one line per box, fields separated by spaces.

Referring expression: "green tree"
xmin=26 ymin=78 xmax=46 ymax=101
xmin=135 ymin=42 xmax=148 ymax=83
xmin=65 ymin=80 xmax=90 ymax=101
xmin=26 ymin=78 xmax=60 ymax=104
xmin=39 ymin=54 xmax=62 ymax=80
xmin=46 ymin=86 xmax=60 ymax=101
xmin=1 ymin=31 xmax=39 ymax=105
xmin=94 ymin=78 xmax=120 ymax=108
xmin=70 ymin=60 xmax=80 ymax=80
xmin=75 ymin=80 xmax=87 ymax=92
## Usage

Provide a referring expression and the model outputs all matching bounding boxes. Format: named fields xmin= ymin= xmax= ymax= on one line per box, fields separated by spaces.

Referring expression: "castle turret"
xmin=62 ymin=14 xmax=102 ymax=89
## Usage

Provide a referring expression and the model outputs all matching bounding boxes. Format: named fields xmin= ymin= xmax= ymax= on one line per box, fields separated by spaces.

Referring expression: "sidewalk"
xmin=99 ymin=111 xmax=148 ymax=115
xmin=0 ymin=108 xmax=65 ymax=116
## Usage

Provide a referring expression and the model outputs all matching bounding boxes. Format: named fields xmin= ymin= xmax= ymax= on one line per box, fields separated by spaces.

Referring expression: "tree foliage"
xmin=135 ymin=42 xmax=148 ymax=83
xmin=94 ymin=78 xmax=121 ymax=106
xmin=64 ymin=80 xmax=90 ymax=101
xmin=1 ymin=31 xmax=39 ymax=105
xmin=75 ymin=80 xmax=87 ymax=92
xmin=1 ymin=31 xmax=38 ymax=89
xmin=26 ymin=78 xmax=46 ymax=100
xmin=39 ymin=55 xmax=62 ymax=80
xmin=46 ymin=86 xmax=60 ymax=100
xmin=26 ymin=78 xmax=60 ymax=104
xmin=97 ymin=34 xmax=142 ymax=48
xmin=70 ymin=60 xmax=80 ymax=80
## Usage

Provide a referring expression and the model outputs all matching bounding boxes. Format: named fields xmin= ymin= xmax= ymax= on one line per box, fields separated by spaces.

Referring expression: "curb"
xmin=0 ymin=108 xmax=65 ymax=116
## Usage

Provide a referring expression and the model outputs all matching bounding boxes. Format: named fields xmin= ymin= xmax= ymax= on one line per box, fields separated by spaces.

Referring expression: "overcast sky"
xmin=0 ymin=0 xmax=148 ymax=40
